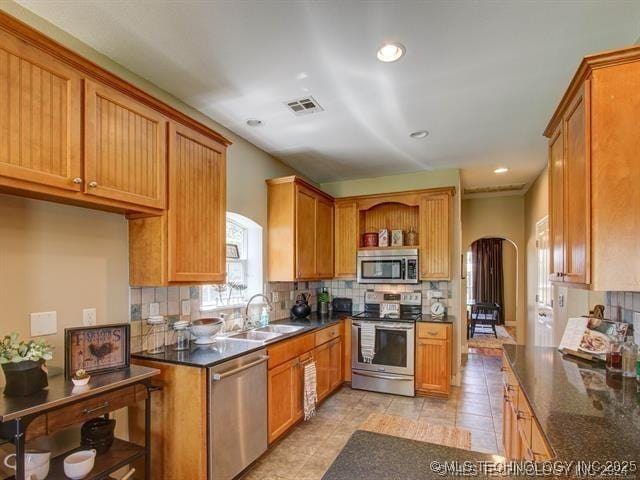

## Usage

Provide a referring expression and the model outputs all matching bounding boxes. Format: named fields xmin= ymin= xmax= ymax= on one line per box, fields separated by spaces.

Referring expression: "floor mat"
xmin=359 ymin=412 xmax=472 ymax=450
xmin=468 ymin=325 xmax=516 ymax=349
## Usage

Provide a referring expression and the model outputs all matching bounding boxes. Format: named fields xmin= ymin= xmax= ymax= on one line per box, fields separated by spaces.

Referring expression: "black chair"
xmin=469 ymin=303 xmax=500 ymax=338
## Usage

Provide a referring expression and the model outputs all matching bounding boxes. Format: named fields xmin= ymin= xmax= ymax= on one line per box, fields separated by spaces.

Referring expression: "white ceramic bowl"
xmin=190 ymin=318 xmax=224 ymax=344
xmin=63 ymin=449 xmax=96 ymax=480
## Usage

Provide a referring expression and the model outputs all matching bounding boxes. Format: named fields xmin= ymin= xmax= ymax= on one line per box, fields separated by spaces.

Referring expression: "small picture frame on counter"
xmin=64 ymin=323 xmax=130 ymax=379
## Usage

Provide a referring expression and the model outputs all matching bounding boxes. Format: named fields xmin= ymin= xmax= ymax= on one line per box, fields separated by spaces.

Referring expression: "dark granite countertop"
xmin=132 ymin=311 xmax=349 ymax=368
xmin=323 ymin=431 xmax=503 ymax=480
xmin=503 ymin=344 xmax=640 ymax=462
xmin=418 ymin=314 xmax=455 ymax=324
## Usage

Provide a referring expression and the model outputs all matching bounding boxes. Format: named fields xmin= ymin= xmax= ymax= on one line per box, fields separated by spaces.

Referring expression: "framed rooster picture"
xmin=65 ymin=323 xmax=130 ymax=379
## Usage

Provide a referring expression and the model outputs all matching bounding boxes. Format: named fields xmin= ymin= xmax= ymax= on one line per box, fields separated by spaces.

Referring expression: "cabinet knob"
xmin=72 ymin=177 xmax=83 ymax=184
xmin=88 ymin=181 xmax=98 ymax=188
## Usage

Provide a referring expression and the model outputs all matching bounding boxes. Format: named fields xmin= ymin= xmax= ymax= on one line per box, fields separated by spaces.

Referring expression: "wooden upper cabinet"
xmin=548 ymin=123 xmax=565 ymax=282
xmin=419 ymin=192 xmax=452 ymax=280
xmin=129 ymin=122 xmax=226 ymax=286
xmin=544 ymin=47 xmax=640 ymax=290
xmin=0 ymin=28 xmax=81 ymax=191
xmin=334 ymin=200 xmax=358 ymax=278
xmin=315 ymin=196 xmax=334 ymax=278
xmin=267 ymin=176 xmax=334 ymax=281
xmin=84 ymin=80 xmax=167 ymax=209
xmin=295 ymin=185 xmax=317 ymax=279
xmin=562 ymin=83 xmax=590 ymax=285
xmin=168 ymin=123 xmax=226 ymax=283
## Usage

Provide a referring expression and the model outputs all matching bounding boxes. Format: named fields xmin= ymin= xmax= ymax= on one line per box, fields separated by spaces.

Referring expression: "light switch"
xmin=83 ymin=308 xmax=97 ymax=326
xmin=30 ymin=311 xmax=57 ymax=336
xmin=150 ymin=302 xmax=160 ymax=316
xmin=272 ymin=291 xmax=279 ymax=303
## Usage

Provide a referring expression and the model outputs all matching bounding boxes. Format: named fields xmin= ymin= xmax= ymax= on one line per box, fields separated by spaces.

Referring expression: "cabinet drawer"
xmin=267 ymin=332 xmax=315 ymax=369
xmin=47 ymin=385 xmax=137 ymax=434
xmin=417 ymin=323 xmax=448 ymax=340
xmin=315 ymin=323 xmax=342 ymax=346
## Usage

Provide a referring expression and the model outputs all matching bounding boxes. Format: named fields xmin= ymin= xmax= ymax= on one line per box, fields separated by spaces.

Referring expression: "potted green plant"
xmin=0 ymin=333 xmax=53 ymax=397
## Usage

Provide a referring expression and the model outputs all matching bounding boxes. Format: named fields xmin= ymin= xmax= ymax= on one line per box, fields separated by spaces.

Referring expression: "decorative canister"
xmin=406 ymin=229 xmax=418 ymax=246
xmin=378 ymin=229 xmax=389 ymax=247
xmin=362 ymin=232 xmax=378 ymax=247
xmin=391 ymin=229 xmax=404 ymax=247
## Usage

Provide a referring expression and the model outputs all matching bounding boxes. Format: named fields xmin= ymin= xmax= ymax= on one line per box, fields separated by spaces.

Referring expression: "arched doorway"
xmin=465 ymin=237 xmax=518 ymax=348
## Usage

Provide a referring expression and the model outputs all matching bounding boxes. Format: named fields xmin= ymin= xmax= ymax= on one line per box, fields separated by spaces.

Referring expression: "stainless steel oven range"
xmin=351 ymin=291 xmax=421 ymax=396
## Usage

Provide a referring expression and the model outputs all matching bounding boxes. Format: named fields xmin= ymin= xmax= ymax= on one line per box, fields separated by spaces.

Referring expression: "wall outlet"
xmin=150 ymin=302 xmax=160 ymax=316
xmin=271 ymin=291 xmax=279 ymax=303
xmin=181 ymin=300 xmax=191 ymax=316
xmin=82 ymin=308 xmax=97 ymax=326
xmin=290 ymin=291 xmax=296 ymax=301
xmin=30 ymin=311 xmax=57 ymax=336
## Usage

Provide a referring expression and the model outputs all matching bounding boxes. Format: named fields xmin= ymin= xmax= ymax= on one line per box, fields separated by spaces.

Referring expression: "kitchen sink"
xmin=228 ymin=330 xmax=283 ymax=342
xmin=255 ymin=325 xmax=305 ymax=334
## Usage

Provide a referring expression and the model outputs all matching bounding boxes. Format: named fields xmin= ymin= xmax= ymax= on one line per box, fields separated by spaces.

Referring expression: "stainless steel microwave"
xmin=356 ymin=248 xmax=419 ymax=284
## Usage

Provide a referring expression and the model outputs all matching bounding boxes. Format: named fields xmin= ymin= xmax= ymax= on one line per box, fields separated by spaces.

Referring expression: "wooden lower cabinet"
xmin=267 ymin=323 xmax=345 ymax=444
xmin=502 ymin=355 xmax=554 ymax=460
xmin=268 ymin=357 xmax=301 ymax=443
xmin=415 ymin=323 xmax=451 ymax=397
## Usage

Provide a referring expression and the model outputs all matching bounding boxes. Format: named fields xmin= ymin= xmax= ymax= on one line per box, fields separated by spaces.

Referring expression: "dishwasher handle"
xmin=212 ymin=355 xmax=269 ymax=381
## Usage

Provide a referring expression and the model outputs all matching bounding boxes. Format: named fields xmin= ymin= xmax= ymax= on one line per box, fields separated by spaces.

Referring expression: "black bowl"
xmin=81 ymin=418 xmax=116 ymax=454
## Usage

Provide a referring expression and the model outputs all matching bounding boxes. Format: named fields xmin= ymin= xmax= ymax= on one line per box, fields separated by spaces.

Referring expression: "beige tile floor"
xmin=241 ymin=350 xmax=504 ymax=480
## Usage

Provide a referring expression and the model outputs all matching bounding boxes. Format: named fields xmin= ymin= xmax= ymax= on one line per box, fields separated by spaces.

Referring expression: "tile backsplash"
xmin=130 ymin=280 xmax=453 ymax=353
xmin=605 ymin=291 xmax=640 ymax=326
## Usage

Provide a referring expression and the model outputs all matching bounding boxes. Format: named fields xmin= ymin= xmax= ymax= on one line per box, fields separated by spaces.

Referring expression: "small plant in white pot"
xmin=72 ymin=368 xmax=91 ymax=386
xmin=0 ymin=333 xmax=53 ymax=397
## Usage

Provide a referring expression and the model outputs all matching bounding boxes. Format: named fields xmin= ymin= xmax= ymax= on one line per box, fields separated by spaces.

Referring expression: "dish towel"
xmin=360 ymin=322 xmax=376 ymax=364
xmin=303 ymin=361 xmax=317 ymax=420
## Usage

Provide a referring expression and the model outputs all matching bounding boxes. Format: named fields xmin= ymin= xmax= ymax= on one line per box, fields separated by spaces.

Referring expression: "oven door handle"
xmin=352 ymin=322 xmax=414 ymax=330
xmin=352 ymin=371 xmax=414 ymax=381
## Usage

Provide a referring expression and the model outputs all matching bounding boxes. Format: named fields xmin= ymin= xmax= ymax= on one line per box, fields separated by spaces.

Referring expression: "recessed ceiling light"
xmin=246 ymin=119 xmax=263 ymax=127
xmin=409 ymin=130 xmax=429 ymax=139
xmin=494 ymin=167 xmax=509 ymax=174
xmin=377 ymin=42 xmax=405 ymax=62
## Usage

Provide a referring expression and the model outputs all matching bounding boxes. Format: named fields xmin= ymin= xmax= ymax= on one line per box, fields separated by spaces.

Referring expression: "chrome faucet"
xmin=244 ymin=294 xmax=273 ymax=330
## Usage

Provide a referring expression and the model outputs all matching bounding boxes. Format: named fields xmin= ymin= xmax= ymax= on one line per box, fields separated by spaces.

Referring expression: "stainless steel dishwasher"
xmin=209 ymin=348 xmax=268 ymax=480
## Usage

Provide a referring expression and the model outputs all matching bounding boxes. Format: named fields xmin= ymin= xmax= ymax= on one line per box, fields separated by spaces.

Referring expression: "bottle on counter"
xmin=621 ymin=336 xmax=637 ymax=378
xmin=260 ymin=306 xmax=270 ymax=327
xmin=606 ymin=334 xmax=624 ymax=373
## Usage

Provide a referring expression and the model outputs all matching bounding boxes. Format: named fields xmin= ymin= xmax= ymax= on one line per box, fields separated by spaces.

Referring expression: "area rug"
xmin=359 ymin=412 xmax=472 ymax=450
xmin=468 ymin=325 xmax=516 ymax=349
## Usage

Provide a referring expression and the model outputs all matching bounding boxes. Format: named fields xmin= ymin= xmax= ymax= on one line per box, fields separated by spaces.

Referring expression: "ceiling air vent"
xmin=285 ymin=96 xmax=324 ymax=116
xmin=464 ymin=183 xmax=526 ymax=195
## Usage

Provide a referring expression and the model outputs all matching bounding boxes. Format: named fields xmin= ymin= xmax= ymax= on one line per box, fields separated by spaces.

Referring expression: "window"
xmin=466 ymin=249 xmax=474 ymax=305
xmin=201 ymin=213 xmax=263 ymax=310
xmin=536 ymin=217 xmax=552 ymax=308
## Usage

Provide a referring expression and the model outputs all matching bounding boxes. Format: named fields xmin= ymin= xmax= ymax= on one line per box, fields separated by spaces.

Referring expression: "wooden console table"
xmin=0 ymin=366 xmax=159 ymax=480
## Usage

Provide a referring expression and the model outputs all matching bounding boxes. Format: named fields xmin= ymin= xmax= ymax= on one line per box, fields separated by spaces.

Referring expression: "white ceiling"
xmin=16 ymin=0 xmax=640 ymax=189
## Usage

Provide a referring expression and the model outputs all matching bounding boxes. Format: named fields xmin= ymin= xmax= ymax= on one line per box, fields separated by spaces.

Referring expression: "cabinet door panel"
xmin=0 ymin=30 xmax=81 ymax=190
xmin=548 ymin=124 xmax=565 ymax=282
xmin=316 ymin=196 xmax=334 ymax=278
xmin=268 ymin=359 xmax=297 ymax=443
xmin=334 ymin=200 xmax=358 ymax=278
xmin=329 ymin=337 xmax=343 ymax=390
xmin=314 ymin=342 xmax=331 ymax=401
xmin=169 ymin=122 xmax=225 ymax=283
xmin=295 ymin=186 xmax=317 ymax=279
xmin=563 ymin=84 xmax=590 ymax=285
xmin=420 ymin=193 xmax=451 ymax=280
xmin=84 ymin=80 xmax=166 ymax=209
xmin=416 ymin=338 xmax=450 ymax=395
